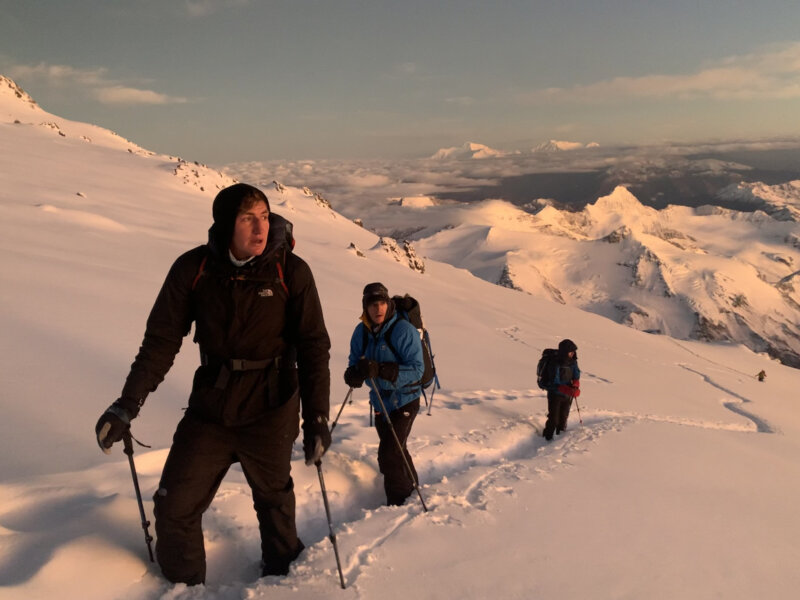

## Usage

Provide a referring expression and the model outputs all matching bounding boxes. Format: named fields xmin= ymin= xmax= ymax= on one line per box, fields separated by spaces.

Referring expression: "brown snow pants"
xmin=152 ymin=397 xmax=302 ymax=585
xmin=375 ymin=398 xmax=420 ymax=506
xmin=543 ymin=392 xmax=573 ymax=440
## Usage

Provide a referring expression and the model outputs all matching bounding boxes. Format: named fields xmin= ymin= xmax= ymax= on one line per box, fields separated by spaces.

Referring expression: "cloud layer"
xmin=7 ymin=62 xmax=187 ymax=106
xmin=518 ymin=42 xmax=800 ymax=104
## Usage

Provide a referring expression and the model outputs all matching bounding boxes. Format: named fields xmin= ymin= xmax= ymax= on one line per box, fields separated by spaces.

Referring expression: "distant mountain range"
xmin=431 ymin=142 xmax=517 ymax=159
xmin=228 ymin=136 xmax=800 ymax=367
xmin=431 ymin=139 xmax=600 ymax=159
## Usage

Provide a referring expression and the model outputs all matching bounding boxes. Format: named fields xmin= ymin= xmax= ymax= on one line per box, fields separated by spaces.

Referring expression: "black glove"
xmin=95 ymin=398 xmax=139 ymax=454
xmin=303 ymin=414 xmax=332 ymax=465
xmin=344 ymin=365 xmax=364 ymax=388
xmin=356 ymin=358 xmax=379 ymax=381
xmin=378 ymin=362 xmax=399 ymax=382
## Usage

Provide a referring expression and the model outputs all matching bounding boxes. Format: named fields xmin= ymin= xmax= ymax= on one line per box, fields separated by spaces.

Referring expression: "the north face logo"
xmin=258 ymin=288 xmax=274 ymax=297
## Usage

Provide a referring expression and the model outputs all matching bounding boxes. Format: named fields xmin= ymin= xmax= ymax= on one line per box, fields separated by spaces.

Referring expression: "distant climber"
xmin=541 ymin=339 xmax=581 ymax=441
xmin=757 ymin=370 xmax=766 ymax=382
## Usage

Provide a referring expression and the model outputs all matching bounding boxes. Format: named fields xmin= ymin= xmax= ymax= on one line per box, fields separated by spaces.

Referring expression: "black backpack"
xmin=536 ymin=348 xmax=557 ymax=390
xmin=362 ymin=294 xmax=440 ymax=407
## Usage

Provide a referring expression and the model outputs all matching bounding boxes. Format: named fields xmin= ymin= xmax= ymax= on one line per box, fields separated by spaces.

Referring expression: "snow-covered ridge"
xmin=717 ymin=180 xmax=800 ymax=221
xmin=1 ymin=74 xmax=38 ymax=111
xmin=413 ymin=185 xmax=800 ymax=367
xmin=1 ymin=74 xmax=236 ymax=192
xmin=1 ymin=74 xmax=149 ymax=153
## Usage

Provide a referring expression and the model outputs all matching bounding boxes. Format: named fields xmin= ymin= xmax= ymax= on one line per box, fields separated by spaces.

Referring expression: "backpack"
xmin=536 ymin=348 xmax=557 ymax=390
xmin=362 ymin=294 xmax=440 ymax=408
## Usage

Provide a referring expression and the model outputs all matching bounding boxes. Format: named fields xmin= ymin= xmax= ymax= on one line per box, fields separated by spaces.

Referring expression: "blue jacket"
xmin=348 ymin=312 xmax=424 ymax=413
xmin=547 ymin=358 xmax=581 ymax=395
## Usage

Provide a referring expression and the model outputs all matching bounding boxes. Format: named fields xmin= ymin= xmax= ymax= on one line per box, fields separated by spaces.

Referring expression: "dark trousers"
xmin=375 ymin=398 xmax=420 ymax=506
xmin=542 ymin=392 xmax=573 ymax=440
xmin=153 ymin=398 xmax=301 ymax=585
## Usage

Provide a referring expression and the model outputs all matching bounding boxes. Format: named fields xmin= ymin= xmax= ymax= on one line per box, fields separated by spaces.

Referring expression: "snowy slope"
xmin=2 ymin=76 xmax=800 ymax=600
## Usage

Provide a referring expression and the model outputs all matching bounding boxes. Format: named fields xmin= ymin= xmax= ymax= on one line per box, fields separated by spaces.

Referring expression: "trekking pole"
xmin=329 ymin=387 xmax=354 ymax=435
xmin=369 ymin=402 xmax=373 ymax=427
xmin=368 ymin=378 xmax=428 ymax=512
xmin=122 ymin=430 xmax=155 ymax=562
xmin=315 ymin=460 xmax=346 ymax=589
xmin=426 ymin=374 xmax=441 ymax=417
xmin=573 ymin=395 xmax=583 ymax=425
xmin=424 ymin=337 xmax=439 ymax=416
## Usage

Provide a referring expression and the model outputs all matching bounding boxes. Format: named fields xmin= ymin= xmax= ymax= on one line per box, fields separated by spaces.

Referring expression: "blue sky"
xmin=3 ymin=0 xmax=800 ymax=165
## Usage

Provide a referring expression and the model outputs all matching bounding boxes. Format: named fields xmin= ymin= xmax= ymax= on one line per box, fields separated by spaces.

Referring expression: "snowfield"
xmin=2 ymin=75 xmax=800 ymax=600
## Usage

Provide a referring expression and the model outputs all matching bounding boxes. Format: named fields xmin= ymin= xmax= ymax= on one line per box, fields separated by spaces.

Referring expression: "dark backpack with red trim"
xmin=537 ymin=348 xmax=557 ymax=390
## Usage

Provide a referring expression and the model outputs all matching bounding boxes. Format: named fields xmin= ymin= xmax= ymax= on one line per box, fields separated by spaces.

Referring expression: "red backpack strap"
xmin=275 ymin=249 xmax=289 ymax=295
xmin=276 ymin=261 xmax=289 ymax=295
xmin=191 ymin=255 xmax=208 ymax=291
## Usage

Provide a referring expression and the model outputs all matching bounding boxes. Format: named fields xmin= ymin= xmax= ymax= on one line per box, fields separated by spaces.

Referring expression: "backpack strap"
xmin=276 ymin=249 xmax=289 ymax=295
xmin=382 ymin=319 xmax=400 ymax=361
xmin=191 ymin=255 xmax=208 ymax=291
xmin=361 ymin=324 xmax=369 ymax=357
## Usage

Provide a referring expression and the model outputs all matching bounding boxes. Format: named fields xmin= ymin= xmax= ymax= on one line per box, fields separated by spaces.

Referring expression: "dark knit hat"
xmin=211 ymin=183 xmax=270 ymax=249
xmin=558 ymin=339 xmax=578 ymax=353
xmin=362 ymin=282 xmax=390 ymax=309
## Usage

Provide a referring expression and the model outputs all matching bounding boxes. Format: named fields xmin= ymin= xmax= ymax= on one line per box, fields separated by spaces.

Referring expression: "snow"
xmin=2 ymin=76 xmax=800 ymax=599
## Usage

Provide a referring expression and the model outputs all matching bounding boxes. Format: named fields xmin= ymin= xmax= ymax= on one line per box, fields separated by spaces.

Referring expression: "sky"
xmin=2 ymin=92 xmax=800 ymax=598
xmin=3 ymin=0 xmax=800 ymax=165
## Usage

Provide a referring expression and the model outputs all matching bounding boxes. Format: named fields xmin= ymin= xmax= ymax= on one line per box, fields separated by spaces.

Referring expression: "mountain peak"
xmin=1 ymin=75 xmax=40 ymax=119
xmin=593 ymin=185 xmax=646 ymax=211
xmin=532 ymin=139 xmax=592 ymax=152
xmin=431 ymin=141 xmax=511 ymax=160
